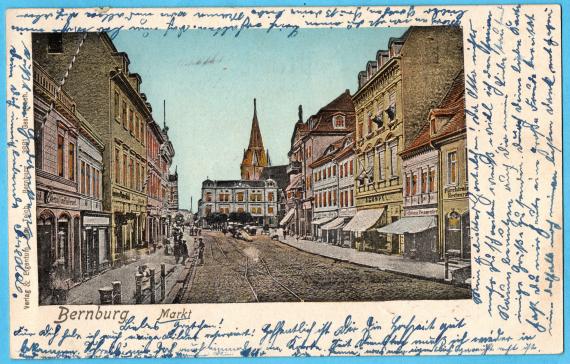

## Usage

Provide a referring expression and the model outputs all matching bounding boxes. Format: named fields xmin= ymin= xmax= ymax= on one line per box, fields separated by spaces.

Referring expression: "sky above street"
xmin=113 ymin=27 xmax=407 ymax=211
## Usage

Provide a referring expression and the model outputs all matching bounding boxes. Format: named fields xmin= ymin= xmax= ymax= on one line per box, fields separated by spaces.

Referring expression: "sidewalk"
xmin=66 ymin=247 xmax=185 ymax=305
xmin=278 ymin=235 xmax=466 ymax=283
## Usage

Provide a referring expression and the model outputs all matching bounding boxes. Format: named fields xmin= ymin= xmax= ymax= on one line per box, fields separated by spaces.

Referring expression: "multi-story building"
xmin=240 ymin=99 xmax=269 ymax=181
xmin=379 ymin=70 xmax=467 ymax=262
xmin=283 ymin=91 xmax=356 ymax=238
xmin=330 ymin=134 xmax=356 ymax=246
xmin=200 ymin=179 xmax=279 ymax=226
xmin=310 ymin=133 xmax=356 ymax=245
xmin=33 ymin=62 xmax=83 ymax=301
xmin=282 ymin=106 xmax=308 ymax=236
xmin=146 ymin=120 xmax=168 ymax=246
xmin=33 ymin=33 xmax=152 ymax=264
xmin=350 ymin=26 xmax=464 ymax=254
xmin=77 ymin=113 xmax=111 ymax=276
xmin=431 ymin=73 xmax=470 ymax=261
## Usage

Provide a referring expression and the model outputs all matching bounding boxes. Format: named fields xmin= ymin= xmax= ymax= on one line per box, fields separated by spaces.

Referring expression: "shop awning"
xmin=343 ymin=208 xmax=385 ymax=232
xmin=279 ymin=209 xmax=295 ymax=226
xmin=377 ymin=216 xmax=437 ymax=235
xmin=312 ymin=216 xmax=335 ymax=226
xmin=321 ymin=217 xmax=348 ymax=231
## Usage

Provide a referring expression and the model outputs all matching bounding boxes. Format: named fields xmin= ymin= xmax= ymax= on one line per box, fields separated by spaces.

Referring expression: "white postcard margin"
xmin=5 ymin=4 xmax=563 ymax=359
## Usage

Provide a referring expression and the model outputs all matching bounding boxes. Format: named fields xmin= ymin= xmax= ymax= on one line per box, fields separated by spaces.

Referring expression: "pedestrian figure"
xmin=198 ymin=238 xmax=205 ymax=265
xmin=181 ymin=239 xmax=189 ymax=264
xmin=283 ymin=229 xmax=288 ymax=239
xmin=50 ymin=259 xmax=68 ymax=305
xmin=174 ymin=241 xmax=181 ymax=264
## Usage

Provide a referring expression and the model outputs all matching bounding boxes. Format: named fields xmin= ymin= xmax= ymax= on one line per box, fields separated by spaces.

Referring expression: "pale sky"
xmin=113 ymin=27 xmax=407 ymax=211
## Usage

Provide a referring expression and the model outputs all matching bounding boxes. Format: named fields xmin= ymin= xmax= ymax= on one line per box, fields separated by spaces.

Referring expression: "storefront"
xmin=377 ymin=215 xmax=438 ymax=261
xmin=343 ymin=208 xmax=385 ymax=251
xmin=81 ymin=212 xmax=111 ymax=276
xmin=321 ymin=217 xmax=350 ymax=246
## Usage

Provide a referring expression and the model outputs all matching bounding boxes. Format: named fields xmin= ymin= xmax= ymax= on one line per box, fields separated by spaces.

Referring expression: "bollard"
xmin=135 ymin=273 xmax=143 ymax=304
xmin=98 ymin=287 xmax=113 ymax=305
xmin=150 ymin=268 xmax=156 ymax=304
xmin=444 ymin=253 xmax=450 ymax=280
xmin=112 ymin=281 xmax=122 ymax=304
xmin=161 ymin=263 xmax=166 ymax=301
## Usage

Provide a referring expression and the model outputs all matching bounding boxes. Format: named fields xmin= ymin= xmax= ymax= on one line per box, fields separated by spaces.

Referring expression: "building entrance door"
xmin=37 ymin=215 xmax=54 ymax=301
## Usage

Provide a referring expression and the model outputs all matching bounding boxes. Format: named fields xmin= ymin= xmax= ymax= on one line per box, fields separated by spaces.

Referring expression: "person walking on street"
xmin=198 ymin=238 xmax=205 ymax=265
xmin=174 ymin=241 xmax=181 ymax=264
xmin=181 ymin=239 xmax=189 ymax=264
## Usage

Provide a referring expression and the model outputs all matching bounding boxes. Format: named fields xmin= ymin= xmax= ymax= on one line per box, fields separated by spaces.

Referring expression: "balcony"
xmin=33 ymin=62 xmax=76 ymax=116
xmin=287 ymin=161 xmax=302 ymax=175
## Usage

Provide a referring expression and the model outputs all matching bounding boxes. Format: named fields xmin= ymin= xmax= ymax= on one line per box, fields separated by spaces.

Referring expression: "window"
xmin=421 ymin=170 xmax=428 ymax=194
xmin=429 ymin=167 xmax=436 ymax=192
xmin=412 ymin=173 xmax=417 ymax=196
xmin=328 ymin=191 xmax=332 ymax=207
xmin=86 ymin=165 xmax=91 ymax=196
xmin=80 ymin=162 xmax=86 ymax=194
xmin=350 ymin=160 xmax=353 ymax=175
xmin=448 ymin=151 xmax=457 ymax=185
xmin=332 ymin=191 xmax=336 ymax=206
xmin=140 ymin=119 xmax=145 ymax=145
xmin=123 ymin=153 xmax=128 ymax=186
xmin=129 ymin=108 xmax=134 ymax=133
xmin=377 ymin=148 xmax=385 ymax=180
xmin=114 ymin=91 xmax=120 ymax=121
xmin=387 ymin=89 xmax=397 ymax=121
xmin=268 ymin=192 xmax=274 ymax=202
xmin=358 ymin=123 xmax=363 ymax=138
xmin=237 ymin=192 xmax=244 ymax=202
xmin=268 ymin=206 xmax=274 ymax=215
xmin=135 ymin=115 xmax=140 ymax=140
xmin=350 ymin=190 xmax=354 ymax=206
xmin=129 ymin=157 xmax=134 ymax=189
xmin=136 ymin=161 xmax=140 ymax=191
xmin=57 ymin=134 xmax=64 ymax=177
xmin=122 ymin=101 xmax=127 ymax=129
xmin=367 ymin=112 xmax=373 ymax=135
xmin=332 ymin=165 xmax=336 ymax=176
xmin=68 ymin=143 xmax=75 ymax=181
xmin=366 ymin=150 xmax=374 ymax=183
xmin=47 ymin=33 xmax=63 ymax=53
xmin=405 ymin=175 xmax=411 ymax=197
xmin=114 ymin=148 xmax=120 ymax=183
xmin=95 ymin=170 xmax=100 ymax=198
xmin=333 ymin=115 xmax=345 ymax=129
xmin=389 ymin=143 xmax=398 ymax=177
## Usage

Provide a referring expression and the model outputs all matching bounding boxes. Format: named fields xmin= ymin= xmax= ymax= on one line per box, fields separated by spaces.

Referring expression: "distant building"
xmin=169 ymin=168 xmax=179 ymax=212
xmin=240 ymin=99 xmax=269 ymax=180
xmin=260 ymin=165 xmax=288 ymax=222
xmin=200 ymin=178 xmax=279 ymax=226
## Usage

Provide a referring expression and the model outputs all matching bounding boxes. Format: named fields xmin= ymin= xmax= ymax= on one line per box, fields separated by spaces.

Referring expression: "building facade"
xmin=351 ymin=26 xmax=464 ymax=254
xmin=33 ymin=62 xmax=82 ymax=300
xmin=77 ymin=113 xmax=111 ymax=276
xmin=200 ymin=179 xmax=279 ymax=226
xmin=291 ymin=91 xmax=356 ymax=238
xmin=33 ymin=33 xmax=152 ymax=264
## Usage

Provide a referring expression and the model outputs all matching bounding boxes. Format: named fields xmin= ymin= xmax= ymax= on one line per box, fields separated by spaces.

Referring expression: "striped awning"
xmin=312 ymin=216 xmax=335 ymax=226
xmin=321 ymin=217 xmax=348 ymax=231
xmin=343 ymin=208 xmax=385 ymax=232
xmin=377 ymin=216 xmax=437 ymax=235
xmin=279 ymin=209 xmax=295 ymax=226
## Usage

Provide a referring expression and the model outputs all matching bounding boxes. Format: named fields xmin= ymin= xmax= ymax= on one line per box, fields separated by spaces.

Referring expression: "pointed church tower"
xmin=240 ymin=98 xmax=269 ymax=180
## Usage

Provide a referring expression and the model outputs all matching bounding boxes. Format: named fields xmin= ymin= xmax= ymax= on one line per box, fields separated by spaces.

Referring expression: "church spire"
xmin=248 ymin=98 xmax=264 ymax=149
xmin=240 ymin=98 xmax=269 ymax=180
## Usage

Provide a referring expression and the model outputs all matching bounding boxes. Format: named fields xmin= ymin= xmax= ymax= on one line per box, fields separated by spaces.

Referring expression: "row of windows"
xmin=357 ymin=89 xmax=397 ymax=138
xmin=205 ymin=191 xmax=274 ymax=203
xmin=313 ymin=160 xmax=355 ymax=183
xmin=205 ymin=206 xmax=275 ymax=215
xmin=114 ymin=147 xmax=145 ymax=192
xmin=405 ymin=167 xmax=436 ymax=196
xmin=148 ymin=172 xmax=167 ymax=200
xmin=56 ymin=133 xmax=76 ymax=182
xmin=114 ymin=89 xmax=146 ymax=146
xmin=80 ymin=161 xmax=101 ymax=199
xmin=358 ymin=142 xmax=398 ymax=185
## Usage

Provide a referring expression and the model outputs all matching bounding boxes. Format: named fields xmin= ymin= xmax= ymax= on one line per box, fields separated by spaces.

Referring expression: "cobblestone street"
xmin=183 ymin=231 xmax=471 ymax=303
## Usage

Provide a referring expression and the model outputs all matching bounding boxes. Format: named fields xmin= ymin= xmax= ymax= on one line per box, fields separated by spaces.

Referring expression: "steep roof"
xmin=241 ymin=98 xmax=269 ymax=170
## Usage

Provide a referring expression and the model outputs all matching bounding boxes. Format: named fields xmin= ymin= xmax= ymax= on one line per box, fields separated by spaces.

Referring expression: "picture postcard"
xmin=5 ymin=3 xmax=563 ymax=360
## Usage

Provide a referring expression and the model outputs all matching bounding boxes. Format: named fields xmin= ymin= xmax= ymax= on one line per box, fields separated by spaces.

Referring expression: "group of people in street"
xmin=172 ymin=228 xmax=189 ymax=264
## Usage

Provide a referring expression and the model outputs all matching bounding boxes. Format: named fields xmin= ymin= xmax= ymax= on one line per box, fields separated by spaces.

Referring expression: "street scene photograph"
xmin=32 ymin=26 xmax=472 ymax=305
